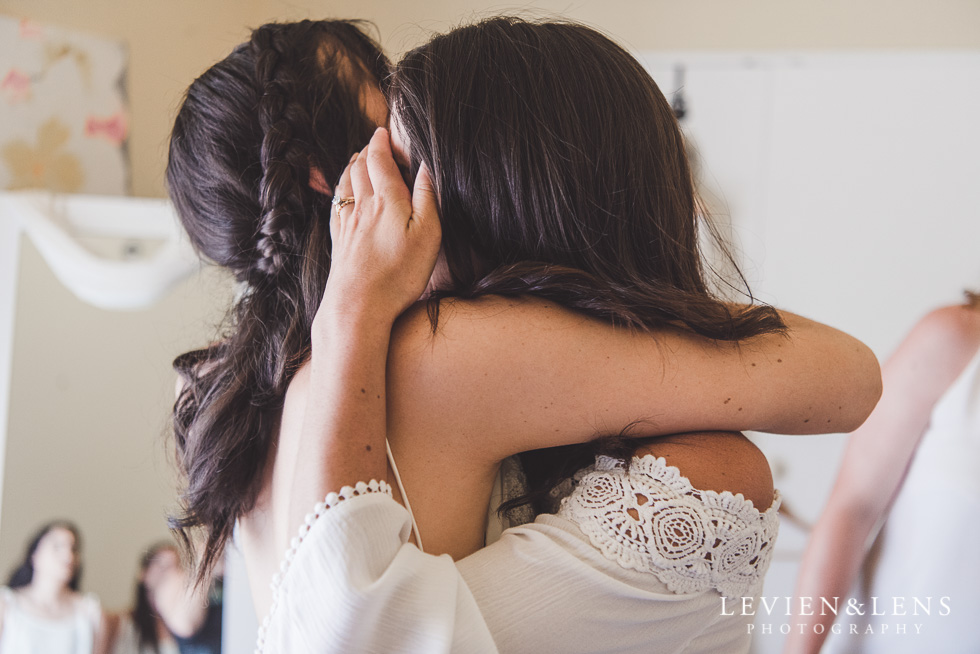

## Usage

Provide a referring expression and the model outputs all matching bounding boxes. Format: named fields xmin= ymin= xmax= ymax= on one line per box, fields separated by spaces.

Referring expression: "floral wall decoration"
xmin=0 ymin=16 xmax=129 ymax=194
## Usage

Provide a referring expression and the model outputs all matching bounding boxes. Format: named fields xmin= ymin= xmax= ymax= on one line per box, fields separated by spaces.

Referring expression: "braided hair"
xmin=166 ymin=20 xmax=389 ymax=579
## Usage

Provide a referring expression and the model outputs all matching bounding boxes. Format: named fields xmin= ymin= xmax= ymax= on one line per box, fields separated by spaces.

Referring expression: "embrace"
xmin=167 ymin=17 xmax=881 ymax=653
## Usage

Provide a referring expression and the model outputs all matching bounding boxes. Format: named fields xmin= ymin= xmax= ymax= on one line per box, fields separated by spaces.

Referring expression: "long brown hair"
xmin=166 ymin=20 xmax=389 ymax=579
xmin=131 ymin=542 xmax=177 ymax=654
xmin=388 ymin=17 xmax=786 ymax=513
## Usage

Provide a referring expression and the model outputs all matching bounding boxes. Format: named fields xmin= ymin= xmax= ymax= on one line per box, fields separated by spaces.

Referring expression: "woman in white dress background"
xmin=789 ymin=292 xmax=980 ymax=653
xmin=0 ymin=521 xmax=108 ymax=653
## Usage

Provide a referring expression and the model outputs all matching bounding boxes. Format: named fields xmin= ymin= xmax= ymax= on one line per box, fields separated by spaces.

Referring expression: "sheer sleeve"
xmin=258 ymin=481 xmax=498 ymax=654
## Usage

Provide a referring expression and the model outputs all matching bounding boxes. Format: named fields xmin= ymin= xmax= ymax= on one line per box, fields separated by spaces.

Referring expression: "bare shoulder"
xmin=896 ymin=303 xmax=980 ymax=371
xmin=0 ymin=586 xmax=13 ymax=612
xmin=79 ymin=590 xmax=101 ymax=614
xmin=635 ymin=432 xmax=775 ymax=510
xmin=914 ymin=303 xmax=980 ymax=340
xmin=882 ymin=303 xmax=980 ymax=407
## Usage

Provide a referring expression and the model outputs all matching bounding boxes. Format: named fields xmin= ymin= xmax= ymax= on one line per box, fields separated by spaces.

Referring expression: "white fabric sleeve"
xmin=261 ymin=490 xmax=498 ymax=654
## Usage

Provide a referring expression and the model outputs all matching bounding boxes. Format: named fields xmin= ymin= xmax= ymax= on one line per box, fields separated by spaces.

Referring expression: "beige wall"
xmin=0 ymin=0 xmax=977 ymax=609
xmin=0 ymin=240 xmax=232 ymax=608
xmin=3 ymin=0 xmax=978 ymax=199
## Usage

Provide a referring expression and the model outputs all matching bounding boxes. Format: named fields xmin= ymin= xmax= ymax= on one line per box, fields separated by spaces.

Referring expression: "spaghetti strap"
xmin=386 ymin=438 xmax=424 ymax=551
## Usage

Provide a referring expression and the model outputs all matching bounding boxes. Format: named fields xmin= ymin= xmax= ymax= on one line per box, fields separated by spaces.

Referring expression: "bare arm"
xmin=94 ymin=610 xmax=116 ymax=654
xmin=785 ymin=304 xmax=980 ymax=654
xmin=387 ymin=297 xmax=882 ymax=462
xmin=286 ymin=128 xmax=441 ymax=531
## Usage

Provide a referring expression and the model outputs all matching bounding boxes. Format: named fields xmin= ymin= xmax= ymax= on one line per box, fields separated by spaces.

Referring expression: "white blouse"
xmin=256 ymin=481 xmax=497 ymax=654
xmin=458 ymin=456 xmax=779 ymax=653
xmin=258 ymin=456 xmax=780 ymax=653
xmin=0 ymin=586 xmax=100 ymax=654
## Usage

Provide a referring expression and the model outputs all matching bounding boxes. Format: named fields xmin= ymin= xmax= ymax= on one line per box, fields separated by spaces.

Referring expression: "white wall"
xmin=641 ymin=51 xmax=980 ymax=652
xmin=643 ymin=50 xmax=980 ymax=525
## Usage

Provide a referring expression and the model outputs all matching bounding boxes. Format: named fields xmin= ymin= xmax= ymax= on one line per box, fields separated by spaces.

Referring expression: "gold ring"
xmin=332 ymin=195 xmax=355 ymax=216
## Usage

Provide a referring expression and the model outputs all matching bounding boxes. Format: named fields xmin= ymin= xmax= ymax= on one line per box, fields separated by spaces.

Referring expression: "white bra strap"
xmin=386 ymin=438 xmax=424 ymax=551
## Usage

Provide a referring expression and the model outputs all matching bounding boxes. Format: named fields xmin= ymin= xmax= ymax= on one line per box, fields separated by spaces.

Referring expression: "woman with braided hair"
xmin=167 ymin=18 xmax=881 ymax=652
xmin=167 ymin=18 xmax=391 ymax=582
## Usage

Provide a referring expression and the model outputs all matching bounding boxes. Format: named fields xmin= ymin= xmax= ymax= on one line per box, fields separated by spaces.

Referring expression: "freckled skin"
xmin=373 ymin=297 xmax=879 ymax=563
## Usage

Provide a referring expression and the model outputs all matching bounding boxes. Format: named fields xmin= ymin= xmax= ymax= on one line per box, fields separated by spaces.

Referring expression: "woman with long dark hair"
xmin=166 ymin=17 xmax=881 ymax=652
xmin=111 ymin=542 xmax=219 ymax=654
xmin=112 ymin=543 xmax=180 ymax=654
xmin=0 ymin=521 xmax=108 ymax=653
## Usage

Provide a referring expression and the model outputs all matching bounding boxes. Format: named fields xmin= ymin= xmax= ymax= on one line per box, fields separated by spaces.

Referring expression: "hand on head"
xmin=318 ymin=127 xmax=441 ymax=325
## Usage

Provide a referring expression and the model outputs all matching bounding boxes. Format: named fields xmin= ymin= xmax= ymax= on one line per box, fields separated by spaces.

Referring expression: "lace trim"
xmin=255 ymin=480 xmax=392 ymax=654
xmin=556 ymin=455 xmax=780 ymax=600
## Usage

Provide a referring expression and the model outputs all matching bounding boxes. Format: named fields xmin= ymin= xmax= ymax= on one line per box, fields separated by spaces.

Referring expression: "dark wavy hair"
xmin=7 ymin=521 xmax=82 ymax=590
xmin=129 ymin=542 xmax=177 ymax=654
xmin=387 ymin=17 xmax=786 ymax=514
xmin=166 ymin=19 xmax=390 ymax=579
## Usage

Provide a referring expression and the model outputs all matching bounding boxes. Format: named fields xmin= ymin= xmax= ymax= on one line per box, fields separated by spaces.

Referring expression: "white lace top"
xmin=457 ymin=455 xmax=780 ymax=653
xmin=258 ymin=455 xmax=780 ymax=653
xmin=558 ymin=455 xmax=780 ymax=600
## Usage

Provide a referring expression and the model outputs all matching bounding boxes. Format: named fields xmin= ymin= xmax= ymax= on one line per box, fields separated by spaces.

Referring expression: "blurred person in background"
xmin=117 ymin=542 xmax=221 ymax=654
xmin=110 ymin=542 xmax=181 ymax=654
xmin=789 ymin=291 xmax=980 ymax=653
xmin=0 ymin=520 xmax=109 ymax=653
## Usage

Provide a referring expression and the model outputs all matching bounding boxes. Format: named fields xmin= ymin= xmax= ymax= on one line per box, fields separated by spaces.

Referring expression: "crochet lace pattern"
xmin=557 ymin=455 xmax=780 ymax=600
xmin=255 ymin=480 xmax=392 ymax=654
